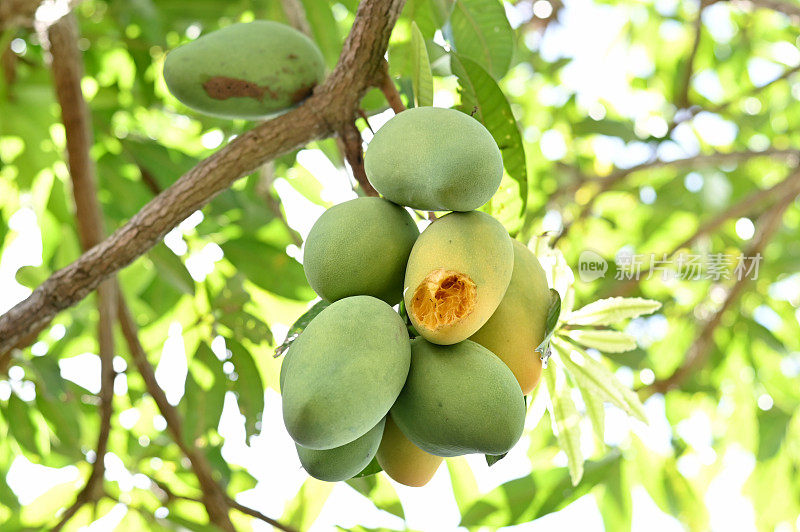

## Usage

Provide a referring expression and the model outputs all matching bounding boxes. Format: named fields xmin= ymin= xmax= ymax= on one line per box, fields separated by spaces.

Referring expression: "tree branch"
xmin=0 ymin=0 xmax=407 ymax=354
xmin=641 ymin=175 xmax=800 ymax=397
xmin=280 ymin=0 xmax=313 ymax=36
xmin=607 ymin=167 xmax=800 ymax=297
xmin=46 ymin=14 xmax=116 ymax=530
xmin=735 ymin=0 xmax=800 ymax=20
xmin=550 ymin=148 xmax=800 ymax=245
xmin=376 ymin=60 xmax=406 ymax=113
xmin=675 ymin=1 xmax=705 ymax=110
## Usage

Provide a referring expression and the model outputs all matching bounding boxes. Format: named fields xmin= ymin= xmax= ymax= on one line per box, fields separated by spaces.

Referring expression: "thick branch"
xmin=47 ymin=15 xmax=116 ymax=530
xmin=0 ymin=0 xmax=407 ymax=354
xmin=675 ymin=3 xmax=704 ymax=110
xmin=642 ymin=176 xmax=800 ymax=397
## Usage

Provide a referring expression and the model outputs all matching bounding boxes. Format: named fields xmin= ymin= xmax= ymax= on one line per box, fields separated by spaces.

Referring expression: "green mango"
xmin=391 ymin=338 xmax=525 ymax=457
xmin=163 ymin=21 xmax=325 ymax=119
xmin=303 ymin=197 xmax=419 ymax=305
xmin=296 ymin=418 xmax=385 ymax=482
xmin=404 ymin=211 xmax=513 ymax=345
xmin=470 ymin=240 xmax=550 ymax=394
xmin=364 ymin=107 xmax=503 ymax=211
xmin=281 ymin=296 xmax=411 ymax=450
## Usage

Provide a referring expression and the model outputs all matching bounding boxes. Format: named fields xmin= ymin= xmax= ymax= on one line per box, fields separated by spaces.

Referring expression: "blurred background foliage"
xmin=1 ymin=0 xmax=800 ymax=530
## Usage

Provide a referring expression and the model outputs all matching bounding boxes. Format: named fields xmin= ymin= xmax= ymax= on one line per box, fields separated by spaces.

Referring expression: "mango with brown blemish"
xmin=470 ymin=240 xmax=550 ymax=394
xmin=403 ymin=211 xmax=513 ymax=345
xmin=163 ymin=21 xmax=325 ymax=119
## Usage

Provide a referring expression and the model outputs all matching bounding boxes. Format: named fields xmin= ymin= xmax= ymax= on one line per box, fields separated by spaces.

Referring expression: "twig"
xmin=642 ymin=177 xmax=800 ymax=397
xmin=734 ymin=0 xmax=800 ymax=20
xmin=376 ymin=60 xmax=405 ymax=113
xmin=0 ymin=0 xmax=407 ymax=354
xmin=117 ymin=297 xmax=235 ymax=531
xmin=280 ymin=0 xmax=313 ymax=36
xmin=256 ymin=162 xmax=303 ymax=246
xmin=675 ymin=2 xmax=705 ymax=110
xmin=137 ymin=164 xmax=162 ymax=195
xmin=339 ymin=120 xmax=379 ymax=196
xmin=46 ymin=14 xmax=116 ymax=530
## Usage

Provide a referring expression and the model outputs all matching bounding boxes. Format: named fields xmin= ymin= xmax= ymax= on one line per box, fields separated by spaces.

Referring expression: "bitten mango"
xmin=404 ymin=211 xmax=513 ymax=345
xmin=296 ymin=418 xmax=385 ymax=482
xmin=303 ymin=197 xmax=419 ymax=305
xmin=470 ymin=240 xmax=550 ymax=394
xmin=163 ymin=21 xmax=325 ymax=119
xmin=390 ymin=338 xmax=525 ymax=457
xmin=376 ymin=415 xmax=442 ymax=487
xmin=364 ymin=107 xmax=503 ymax=211
xmin=281 ymin=296 xmax=410 ymax=449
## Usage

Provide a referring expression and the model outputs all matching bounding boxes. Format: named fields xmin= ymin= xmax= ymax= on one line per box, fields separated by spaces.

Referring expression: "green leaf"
xmin=451 ymin=54 xmax=527 ymax=211
xmin=581 ymin=384 xmax=605 ymax=447
xmin=535 ymin=288 xmax=562 ymax=364
xmin=148 ymin=243 xmax=194 ymax=295
xmin=544 ymin=362 xmax=583 ymax=485
xmin=448 ymin=0 xmax=514 ymax=79
xmin=571 ymin=117 xmax=638 ymax=142
xmin=597 ymin=455 xmax=631 ymax=532
xmin=352 ymin=456 xmax=382 ymax=478
xmin=346 ymin=474 xmax=405 ymax=519
xmin=410 ymin=22 xmax=434 ymax=107
xmin=221 ymin=237 xmax=314 ymax=301
xmin=485 ymin=452 xmax=507 ymax=466
xmin=554 ymin=338 xmax=647 ymax=423
xmin=563 ymin=297 xmax=661 ymax=326
xmin=225 ymin=339 xmax=265 ymax=440
xmin=36 ymin=394 xmax=82 ymax=456
xmin=447 ymin=457 xmax=479 ymax=515
xmin=298 ymin=0 xmax=342 ymax=68
xmin=14 ymin=264 xmax=49 ymax=289
xmin=757 ymin=407 xmax=791 ymax=461
xmin=218 ymin=311 xmax=273 ymax=346
xmin=5 ymin=395 xmax=40 ymax=456
xmin=275 ymin=300 xmax=331 ymax=357
xmin=566 ymin=329 xmax=638 ymax=353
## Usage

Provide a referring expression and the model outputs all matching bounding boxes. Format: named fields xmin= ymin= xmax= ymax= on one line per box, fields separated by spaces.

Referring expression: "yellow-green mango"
xmin=281 ymin=296 xmax=410 ymax=449
xmin=364 ymin=107 xmax=503 ymax=211
xmin=470 ymin=240 xmax=549 ymax=394
xmin=404 ymin=211 xmax=513 ymax=345
xmin=303 ymin=197 xmax=419 ymax=305
xmin=390 ymin=338 xmax=525 ymax=457
xmin=376 ymin=415 xmax=442 ymax=487
xmin=163 ymin=21 xmax=325 ymax=119
xmin=296 ymin=418 xmax=385 ymax=482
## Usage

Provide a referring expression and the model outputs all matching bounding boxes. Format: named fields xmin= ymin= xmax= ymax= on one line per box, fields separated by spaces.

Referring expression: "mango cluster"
xmin=282 ymin=107 xmax=551 ymax=487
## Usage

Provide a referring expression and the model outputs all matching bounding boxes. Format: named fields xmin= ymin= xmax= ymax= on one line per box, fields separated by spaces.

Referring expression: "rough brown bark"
xmin=0 ymin=0 xmax=407 ymax=354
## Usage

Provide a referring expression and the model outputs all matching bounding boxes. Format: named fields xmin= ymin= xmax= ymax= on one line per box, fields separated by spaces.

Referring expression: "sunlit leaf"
xmin=566 ymin=329 xmax=638 ymax=353
xmin=563 ymin=297 xmax=662 ymax=326
xmin=275 ymin=300 xmax=330 ymax=358
xmin=410 ymin=22 xmax=434 ymax=107
xmin=448 ymin=0 xmax=514 ymax=78
xmin=544 ymin=362 xmax=583 ymax=485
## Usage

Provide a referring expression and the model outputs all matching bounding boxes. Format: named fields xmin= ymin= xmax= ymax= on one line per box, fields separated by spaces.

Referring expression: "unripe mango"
xmin=281 ymin=296 xmax=410 ymax=449
xmin=364 ymin=107 xmax=503 ymax=211
xmin=404 ymin=211 xmax=513 ymax=345
xmin=163 ymin=21 xmax=325 ymax=119
xmin=296 ymin=418 xmax=385 ymax=482
xmin=470 ymin=240 xmax=549 ymax=394
xmin=391 ymin=338 xmax=525 ymax=457
xmin=304 ymin=197 xmax=419 ymax=305
xmin=377 ymin=415 xmax=442 ymax=487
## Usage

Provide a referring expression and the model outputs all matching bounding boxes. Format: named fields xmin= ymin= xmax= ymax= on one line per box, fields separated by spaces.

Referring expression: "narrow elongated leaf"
xmin=346 ymin=474 xmax=405 ymax=519
xmin=567 ymin=329 xmax=638 ymax=353
xmin=410 ymin=22 xmax=434 ymax=107
xmin=544 ymin=363 xmax=583 ymax=485
xmin=536 ymin=289 xmax=562 ymax=365
xmin=299 ymin=0 xmax=342 ymax=68
xmin=225 ymin=339 xmax=265 ymax=439
xmin=554 ymin=339 xmax=647 ymax=423
xmin=581 ymin=384 xmax=605 ymax=447
xmin=448 ymin=0 xmax=514 ymax=79
xmin=447 ymin=457 xmax=479 ymax=515
xmin=452 ymin=54 xmax=527 ymax=210
xmin=352 ymin=456 xmax=382 ymax=478
xmin=563 ymin=297 xmax=661 ymax=326
xmin=148 ymin=243 xmax=194 ymax=295
xmin=282 ymin=479 xmax=334 ymax=529
xmin=275 ymin=300 xmax=331 ymax=357
xmin=5 ymin=395 xmax=40 ymax=456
